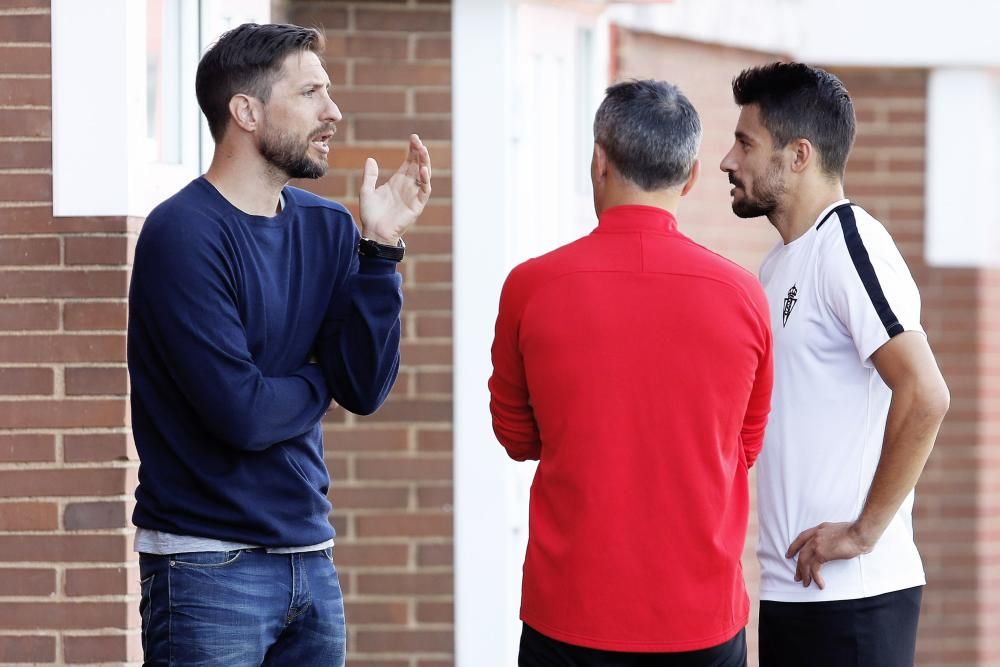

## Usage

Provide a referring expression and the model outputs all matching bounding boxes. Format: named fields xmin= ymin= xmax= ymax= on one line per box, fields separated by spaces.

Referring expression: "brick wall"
xmin=0 ymin=1 xmax=140 ymax=664
xmin=283 ymin=2 xmax=454 ymax=665
xmin=617 ymin=29 xmax=997 ymax=667
xmin=0 ymin=0 xmax=455 ymax=664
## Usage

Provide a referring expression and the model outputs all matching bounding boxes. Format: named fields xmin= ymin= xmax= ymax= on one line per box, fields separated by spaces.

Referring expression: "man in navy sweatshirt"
xmin=128 ymin=23 xmax=431 ymax=666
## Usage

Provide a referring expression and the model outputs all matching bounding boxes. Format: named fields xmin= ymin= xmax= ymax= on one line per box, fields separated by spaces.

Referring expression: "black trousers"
xmin=759 ymin=586 xmax=923 ymax=667
xmin=518 ymin=624 xmax=747 ymax=667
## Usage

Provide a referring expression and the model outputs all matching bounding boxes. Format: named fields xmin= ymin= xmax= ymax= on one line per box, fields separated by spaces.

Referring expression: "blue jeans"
xmin=139 ymin=548 xmax=346 ymax=666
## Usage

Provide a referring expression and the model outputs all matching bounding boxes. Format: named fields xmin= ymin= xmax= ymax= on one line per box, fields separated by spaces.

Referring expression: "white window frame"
xmin=51 ymin=0 xmax=269 ymax=218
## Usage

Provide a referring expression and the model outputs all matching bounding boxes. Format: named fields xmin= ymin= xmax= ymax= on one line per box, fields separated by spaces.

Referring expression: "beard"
xmin=258 ymin=123 xmax=332 ymax=180
xmin=730 ymin=155 xmax=785 ymax=219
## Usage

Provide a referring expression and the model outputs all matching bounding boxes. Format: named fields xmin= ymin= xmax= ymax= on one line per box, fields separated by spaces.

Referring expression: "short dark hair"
xmin=195 ymin=23 xmax=325 ymax=142
xmin=593 ymin=79 xmax=701 ymax=191
xmin=731 ymin=62 xmax=856 ymax=179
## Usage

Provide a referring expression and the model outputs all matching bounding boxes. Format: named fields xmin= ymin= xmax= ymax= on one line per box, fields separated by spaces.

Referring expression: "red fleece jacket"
xmin=489 ymin=205 xmax=773 ymax=652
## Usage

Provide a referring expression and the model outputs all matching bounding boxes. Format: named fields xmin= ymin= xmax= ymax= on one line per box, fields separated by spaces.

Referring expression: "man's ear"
xmin=680 ymin=159 xmax=700 ymax=197
xmin=789 ymin=138 xmax=813 ymax=174
xmin=229 ymin=94 xmax=258 ymax=133
xmin=593 ymin=143 xmax=608 ymax=180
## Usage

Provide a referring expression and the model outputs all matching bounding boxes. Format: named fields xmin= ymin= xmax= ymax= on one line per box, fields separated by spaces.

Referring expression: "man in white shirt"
xmin=720 ymin=62 xmax=950 ymax=666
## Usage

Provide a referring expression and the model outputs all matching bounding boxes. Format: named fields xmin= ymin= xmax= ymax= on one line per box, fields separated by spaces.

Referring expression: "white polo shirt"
xmin=757 ymin=199 xmax=926 ymax=602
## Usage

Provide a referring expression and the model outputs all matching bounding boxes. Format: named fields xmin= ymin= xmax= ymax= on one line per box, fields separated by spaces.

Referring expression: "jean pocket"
xmin=170 ymin=550 xmax=245 ymax=568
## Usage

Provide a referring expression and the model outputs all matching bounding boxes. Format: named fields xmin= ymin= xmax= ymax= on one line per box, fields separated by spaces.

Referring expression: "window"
xmin=51 ymin=0 xmax=270 ymax=217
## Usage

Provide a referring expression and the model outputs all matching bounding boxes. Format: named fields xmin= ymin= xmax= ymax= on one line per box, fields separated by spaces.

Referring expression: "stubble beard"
xmin=731 ymin=156 xmax=785 ymax=219
xmin=258 ymin=124 xmax=329 ymax=181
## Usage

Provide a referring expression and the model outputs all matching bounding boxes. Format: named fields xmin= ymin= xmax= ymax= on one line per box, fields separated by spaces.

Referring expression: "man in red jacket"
xmin=489 ymin=79 xmax=773 ymax=666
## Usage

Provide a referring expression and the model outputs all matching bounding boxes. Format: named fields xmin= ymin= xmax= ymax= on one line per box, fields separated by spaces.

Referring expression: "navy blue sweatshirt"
xmin=128 ymin=177 xmax=401 ymax=547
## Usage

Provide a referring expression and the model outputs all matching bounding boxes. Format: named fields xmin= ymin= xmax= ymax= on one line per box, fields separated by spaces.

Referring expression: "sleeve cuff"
xmin=358 ymin=255 xmax=400 ymax=275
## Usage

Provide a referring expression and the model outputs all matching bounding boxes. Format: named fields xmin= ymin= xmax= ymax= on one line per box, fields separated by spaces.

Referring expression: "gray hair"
xmin=593 ymin=79 xmax=701 ymax=191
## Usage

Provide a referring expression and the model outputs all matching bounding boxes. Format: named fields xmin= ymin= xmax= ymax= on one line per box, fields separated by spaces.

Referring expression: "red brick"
xmin=334 ymin=88 xmax=406 ymax=114
xmin=0 ymin=567 xmax=55 ymax=595
xmin=0 ymin=467 xmax=126 ymax=497
xmin=0 ymin=77 xmax=50 ymax=106
xmin=0 ymin=365 xmax=52 ymax=394
xmin=0 ymin=45 xmax=49 ymax=75
xmin=0 ymin=398 xmax=125 ymax=428
xmin=356 ymin=455 xmax=451 ymax=481
xmin=0 ymin=302 xmax=58 ymax=330
xmin=0 ymin=602 xmax=126 ymax=630
xmin=414 ymin=314 xmax=451 ymax=339
xmin=0 ymin=209 xmax=129 ymax=235
xmin=412 ymin=259 xmax=451 ymax=284
xmin=331 ymin=485 xmax=409 ymax=510
xmin=0 ymin=140 xmax=50 ymax=168
xmin=64 ymin=236 xmax=128 ymax=266
xmin=366 ymin=398 xmax=451 ymax=423
xmin=331 ymin=542 xmax=409 ymax=568
xmin=65 ymin=567 xmax=132 ymax=597
xmin=401 ymin=341 xmax=451 ymax=366
xmin=356 ymin=512 xmax=451 ymax=538
xmin=0 ymin=237 xmax=58 ymax=265
xmin=64 ymin=366 xmax=128 ymax=395
xmin=0 ymin=334 xmax=124 ymax=362
xmin=354 ymin=117 xmax=450 ymax=142
xmin=63 ymin=432 xmax=131 ymax=462
xmin=0 ymin=432 xmax=54 ymax=462
xmin=288 ymin=5 xmax=347 ymax=29
xmin=324 ymin=426 xmax=408 ymax=451
xmin=0 ymin=269 xmax=126 ymax=298
xmin=354 ymin=629 xmax=452 ymax=653
xmin=416 ymin=600 xmax=453 ymax=623
xmin=405 ymin=224 xmax=452 ymax=250
xmin=415 ymin=370 xmax=451 ymax=395
xmin=415 ymin=91 xmax=451 ymax=114
xmin=415 ymin=37 xmax=450 ymax=60
xmin=0 ymin=13 xmax=49 ymax=42
xmin=402 ymin=285 xmax=451 ymax=311
xmin=0 ymin=109 xmax=52 ymax=137
xmin=0 ymin=534 xmax=127 ymax=562
xmin=417 ymin=542 xmax=452 ymax=567
xmin=356 ymin=572 xmax=453 ymax=596
xmin=0 ymin=501 xmax=57 ymax=530
xmin=416 ymin=429 xmax=451 ymax=452
xmin=0 ymin=172 xmax=51 ymax=201
xmin=63 ymin=301 xmax=127 ymax=330
xmin=344 ymin=601 xmax=408 ymax=624
xmin=64 ymin=500 xmax=128 ymax=530
xmin=0 ymin=635 xmax=55 ymax=663
xmin=355 ymin=8 xmax=450 ymax=33
xmin=64 ymin=634 xmax=132 ymax=663
xmin=417 ymin=485 xmax=452 ymax=509
xmin=355 ymin=62 xmax=451 ymax=87
xmin=325 ymin=34 xmax=408 ymax=60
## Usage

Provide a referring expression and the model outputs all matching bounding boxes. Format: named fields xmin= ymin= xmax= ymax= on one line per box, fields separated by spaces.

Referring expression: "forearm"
xmin=488 ymin=375 xmax=541 ymax=461
xmin=316 ymin=260 xmax=403 ymax=415
xmin=852 ymin=380 xmax=949 ymax=548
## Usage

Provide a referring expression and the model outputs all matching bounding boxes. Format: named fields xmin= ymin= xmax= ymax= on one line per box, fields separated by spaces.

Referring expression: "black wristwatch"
xmin=358 ymin=236 xmax=405 ymax=262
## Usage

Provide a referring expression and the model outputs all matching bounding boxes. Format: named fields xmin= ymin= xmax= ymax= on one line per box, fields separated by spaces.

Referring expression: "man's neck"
xmin=768 ymin=180 xmax=845 ymax=245
xmin=598 ymin=184 xmax=681 ymax=218
xmin=204 ymin=143 xmax=287 ymax=217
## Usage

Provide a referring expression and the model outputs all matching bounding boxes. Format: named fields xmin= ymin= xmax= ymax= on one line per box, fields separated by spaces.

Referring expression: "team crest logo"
xmin=782 ymin=284 xmax=798 ymax=327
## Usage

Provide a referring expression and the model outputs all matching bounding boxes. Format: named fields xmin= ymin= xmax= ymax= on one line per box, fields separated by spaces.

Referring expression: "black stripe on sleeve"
xmin=817 ymin=202 xmax=853 ymax=229
xmin=836 ymin=206 xmax=905 ymax=338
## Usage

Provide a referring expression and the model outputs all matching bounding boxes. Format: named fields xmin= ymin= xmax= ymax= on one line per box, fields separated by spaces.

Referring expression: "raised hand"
xmin=358 ymin=134 xmax=432 ymax=245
